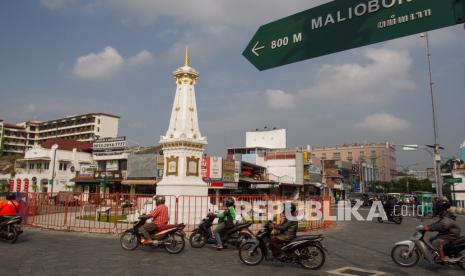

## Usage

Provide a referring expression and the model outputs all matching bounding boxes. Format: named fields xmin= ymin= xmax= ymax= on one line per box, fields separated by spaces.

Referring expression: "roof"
xmin=2 ymin=123 xmax=25 ymax=130
xmin=42 ymin=138 xmax=93 ymax=152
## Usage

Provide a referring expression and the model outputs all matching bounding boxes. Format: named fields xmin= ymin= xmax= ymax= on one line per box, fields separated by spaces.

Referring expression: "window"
xmin=348 ymin=152 xmax=353 ymax=160
xmin=63 ymin=163 xmax=67 ymax=171
xmin=29 ymin=163 xmax=35 ymax=170
xmin=44 ymin=162 xmax=49 ymax=170
xmin=321 ymin=153 xmax=326 ymax=160
xmin=37 ymin=163 xmax=42 ymax=170
xmin=59 ymin=163 xmax=63 ymax=171
xmin=333 ymin=152 xmax=341 ymax=160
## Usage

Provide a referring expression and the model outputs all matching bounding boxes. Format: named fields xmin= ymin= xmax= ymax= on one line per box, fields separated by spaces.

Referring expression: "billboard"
xmin=223 ymin=160 xmax=235 ymax=182
xmin=201 ymin=156 xmax=223 ymax=180
xmin=80 ymin=164 xmax=97 ymax=175
xmin=93 ymin=137 xmax=127 ymax=157
xmin=210 ymin=157 xmax=223 ymax=180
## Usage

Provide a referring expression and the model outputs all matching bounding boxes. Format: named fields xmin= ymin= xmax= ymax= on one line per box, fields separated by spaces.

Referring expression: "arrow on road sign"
xmin=251 ymin=41 xmax=265 ymax=56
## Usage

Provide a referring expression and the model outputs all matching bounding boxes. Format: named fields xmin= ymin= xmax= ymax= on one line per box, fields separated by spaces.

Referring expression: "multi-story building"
xmin=311 ymin=142 xmax=396 ymax=182
xmin=0 ymin=120 xmax=28 ymax=155
xmin=0 ymin=113 xmax=119 ymax=156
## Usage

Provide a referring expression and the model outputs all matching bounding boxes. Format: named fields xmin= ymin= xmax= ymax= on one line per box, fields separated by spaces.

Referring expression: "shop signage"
xmin=93 ymin=137 xmax=127 ymax=157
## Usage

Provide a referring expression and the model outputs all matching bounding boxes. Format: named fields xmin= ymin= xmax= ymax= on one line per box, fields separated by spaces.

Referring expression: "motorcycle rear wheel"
xmin=239 ymin=242 xmax=264 ymax=266
xmin=189 ymin=230 xmax=207 ymax=248
xmin=120 ymin=231 xmax=139 ymax=251
xmin=165 ymin=233 xmax=185 ymax=254
xmin=391 ymin=245 xmax=419 ymax=267
xmin=6 ymin=227 xmax=18 ymax=244
xmin=300 ymin=246 xmax=326 ymax=270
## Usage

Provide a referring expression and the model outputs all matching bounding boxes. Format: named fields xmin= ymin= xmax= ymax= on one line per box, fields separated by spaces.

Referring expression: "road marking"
xmin=327 ymin=266 xmax=386 ymax=276
xmin=251 ymin=41 xmax=265 ymax=56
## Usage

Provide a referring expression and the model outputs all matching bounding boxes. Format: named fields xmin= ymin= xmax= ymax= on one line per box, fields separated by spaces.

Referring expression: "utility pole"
xmin=421 ymin=32 xmax=443 ymax=198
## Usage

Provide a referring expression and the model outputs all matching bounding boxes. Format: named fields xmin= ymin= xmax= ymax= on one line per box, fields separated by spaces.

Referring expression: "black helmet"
xmin=437 ymin=199 xmax=451 ymax=214
xmin=154 ymin=195 xmax=165 ymax=205
xmin=224 ymin=197 xmax=235 ymax=207
xmin=6 ymin=193 xmax=16 ymax=200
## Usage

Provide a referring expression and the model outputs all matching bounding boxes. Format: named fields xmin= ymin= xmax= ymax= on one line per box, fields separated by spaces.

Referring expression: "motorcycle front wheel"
xmin=120 ymin=231 xmax=139 ymax=251
xmin=189 ymin=230 xmax=207 ymax=248
xmin=377 ymin=217 xmax=384 ymax=223
xmin=238 ymin=242 xmax=264 ymax=266
xmin=391 ymin=244 xmax=419 ymax=267
xmin=165 ymin=232 xmax=185 ymax=254
xmin=300 ymin=246 xmax=326 ymax=270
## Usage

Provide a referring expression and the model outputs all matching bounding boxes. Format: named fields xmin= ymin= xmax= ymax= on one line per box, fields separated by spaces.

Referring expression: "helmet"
xmin=6 ymin=193 xmax=16 ymax=200
xmin=224 ymin=197 xmax=235 ymax=207
xmin=437 ymin=199 xmax=451 ymax=214
xmin=154 ymin=195 xmax=165 ymax=205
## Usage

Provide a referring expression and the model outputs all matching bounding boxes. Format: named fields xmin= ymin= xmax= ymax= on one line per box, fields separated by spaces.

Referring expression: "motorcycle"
xmin=377 ymin=208 xmax=402 ymax=224
xmin=189 ymin=212 xmax=253 ymax=248
xmin=120 ymin=217 xmax=186 ymax=254
xmin=238 ymin=221 xmax=327 ymax=270
xmin=0 ymin=216 xmax=23 ymax=244
xmin=391 ymin=225 xmax=465 ymax=270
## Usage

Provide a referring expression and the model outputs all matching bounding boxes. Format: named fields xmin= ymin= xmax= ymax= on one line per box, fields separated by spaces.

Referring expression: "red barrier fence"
xmin=12 ymin=192 xmax=334 ymax=234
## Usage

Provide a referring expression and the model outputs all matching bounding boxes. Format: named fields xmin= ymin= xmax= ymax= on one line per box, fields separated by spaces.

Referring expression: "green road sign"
xmin=446 ymin=178 xmax=463 ymax=184
xmin=243 ymin=0 xmax=465 ymax=70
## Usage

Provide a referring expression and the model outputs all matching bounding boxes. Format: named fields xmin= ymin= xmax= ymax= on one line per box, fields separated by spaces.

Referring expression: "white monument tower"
xmin=157 ymin=48 xmax=208 ymax=197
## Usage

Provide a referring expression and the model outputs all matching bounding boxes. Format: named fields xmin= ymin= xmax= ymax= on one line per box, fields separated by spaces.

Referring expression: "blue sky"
xmin=1 ymin=0 xmax=465 ymax=170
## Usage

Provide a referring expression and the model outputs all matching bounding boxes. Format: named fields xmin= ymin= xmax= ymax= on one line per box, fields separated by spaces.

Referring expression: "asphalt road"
xmin=1 ymin=212 xmax=464 ymax=276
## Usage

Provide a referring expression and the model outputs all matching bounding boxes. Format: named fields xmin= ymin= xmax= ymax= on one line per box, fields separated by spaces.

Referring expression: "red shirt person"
xmin=0 ymin=193 xmax=19 ymax=219
xmin=140 ymin=195 xmax=169 ymax=245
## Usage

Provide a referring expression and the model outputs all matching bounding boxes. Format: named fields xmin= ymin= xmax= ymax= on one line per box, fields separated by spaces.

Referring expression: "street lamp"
xmin=420 ymin=32 xmax=443 ymax=198
xmin=396 ymin=144 xmax=444 ymax=197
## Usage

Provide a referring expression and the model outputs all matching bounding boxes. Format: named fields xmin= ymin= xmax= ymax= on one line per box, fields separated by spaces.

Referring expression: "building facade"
xmin=461 ymin=141 xmax=465 ymax=162
xmin=13 ymin=140 xmax=93 ymax=193
xmin=311 ymin=142 xmax=396 ymax=182
xmin=0 ymin=113 xmax=119 ymax=156
xmin=0 ymin=120 xmax=28 ymax=155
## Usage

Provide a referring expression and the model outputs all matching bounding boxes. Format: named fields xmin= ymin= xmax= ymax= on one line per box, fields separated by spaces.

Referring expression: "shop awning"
xmin=122 ymin=179 xmax=156 ymax=186
xmin=17 ymin=157 xmax=51 ymax=161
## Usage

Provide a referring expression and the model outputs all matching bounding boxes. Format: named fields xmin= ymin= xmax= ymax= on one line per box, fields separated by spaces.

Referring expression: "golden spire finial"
xmin=184 ymin=47 xmax=189 ymax=67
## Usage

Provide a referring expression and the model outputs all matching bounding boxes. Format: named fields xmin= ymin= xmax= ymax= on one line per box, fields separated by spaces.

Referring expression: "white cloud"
xmin=355 ymin=113 xmax=411 ymax=132
xmin=41 ymin=0 xmax=75 ymax=10
xmin=128 ymin=50 xmax=153 ymax=66
xmin=100 ymin=0 xmax=327 ymax=27
xmin=265 ymin=89 xmax=295 ymax=110
xmin=72 ymin=47 xmax=154 ymax=80
xmin=299 ymin=48 xmax=415 ymax=103
xmin=72 ymin=47 xmax=124 ymax=80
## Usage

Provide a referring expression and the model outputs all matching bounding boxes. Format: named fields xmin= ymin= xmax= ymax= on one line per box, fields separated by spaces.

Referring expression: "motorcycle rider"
xmin=0 ymin=193 xmax=19 ymax=224
xmin=421 ymin=199 xmax=461 ymax=262
xmin=213 ymin=197 xmax=236 ymax=250
xmin=269 ymin=202 xmax=298 ymax=259
xmin=139 ymin=195 xmax=169 ymax=245
xmin=384 ymin=196 xmax=396 ymax=219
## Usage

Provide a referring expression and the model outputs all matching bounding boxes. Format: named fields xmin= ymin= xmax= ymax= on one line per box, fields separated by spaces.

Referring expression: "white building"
xmin=13 ymin=141 xmax=93 ymax=193
xmin=246 ymin=128 xmax=286 ymax=149
xmin=0 ymin=113 xmax=119 ymax=156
